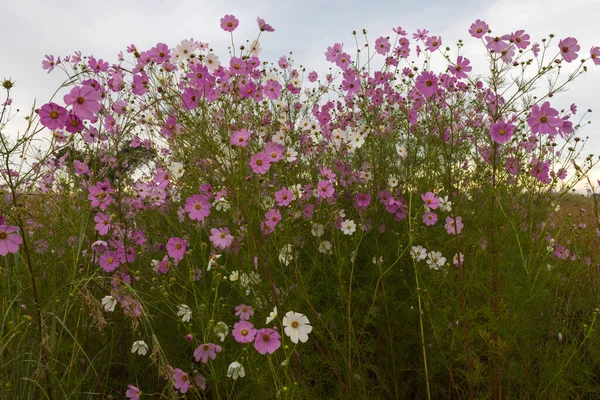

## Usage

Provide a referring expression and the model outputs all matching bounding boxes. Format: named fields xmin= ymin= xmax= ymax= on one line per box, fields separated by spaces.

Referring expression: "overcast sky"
xmin=1 ymin=0 xmax=599 ymax=190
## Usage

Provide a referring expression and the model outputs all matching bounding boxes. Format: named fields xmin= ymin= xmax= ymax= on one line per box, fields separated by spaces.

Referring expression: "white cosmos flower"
xmin=341 ymin=219 xmax=356 ymax=235
xmin=131 ymin=340 xmax=148 ymax=356
xmin=311 ymin=223 xmax=324 ymax=237
xmin=410 ymin=246 xmax=427 ymax=261
xmin=318 ymin=240 xmax=332 ymax=255
xmin=214 ymin=321 xmax=229 ymax=342
xmin=266 ymin=306 xmax=278 ymax=324
xmin=426 ymin=251 xmax=447 ymax=270
xmin=204 ymin=52 xmax=220 ymax=71
xmin=283 ymin=311 xmax=313 ymax=344
xmin=227 ymin=361 xmax=245 ymax=380
xmin=279 ymin=244 xmax=295 ymax=266
xmin=229 ymin=270 xmax=239 ymax=281
xmin=101 ymin=295 xmax=117 ymax=312
xmin=177 ymin=304 xmax=192 ymax=322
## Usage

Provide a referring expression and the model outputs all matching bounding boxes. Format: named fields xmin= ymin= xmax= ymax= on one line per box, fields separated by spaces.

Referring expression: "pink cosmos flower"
xmin=63 ymin=85 xmax=101 ymax=121
xmin=275 ymin=187 xmax=293 ymax=206
xmin=264 ymin=208 xmax=282 ymax=229
xmin=469 ymin=19 xmax=489 ymax=39
xmin=355 ymin=193 xmax=371 ymax=208
xmin=415 ymin=71 xmax=438 ymax=98
xmin=257 ymin=17 xmax=274 ymax=32
xmin=65 ymin=112 xmax=84 ymax=133
xmin=559 ymin=37 xmax=580 ymax=63
xmin=125 ymin=384 xmax=141 ymax=400
xmin=448 ymin=56 xmax=472 ymax=80
xmin=527 ymin=101 xmax=562 ymax=136
xmin=194 ymin=374 xmax=207 ymax=390
xmin=194 ymin=343 xmax=222 ymax=363
xmin=254 ymin=328 xmax=281 ymax=354
xmin=591 ymin=46 xmax=600 ymax=65
xmin=173 ymin=368 xmax=190 ymax=394
xmin=230 ymin=128 xmax=251 ymax=147
xmin=39 ymin=102 xmax=68 ymax=130
xmin=317 ymin=180 xmax=335 ymax=199
xmin=413 ymin=29 xmax=429 ymax=41
xmin=490 ymin=120 xmax=516 ymax=144
xmin=0 ymin=225 xmax=23 ymax=256
xmin=88 ymin=180 xmax=114 ymax=211
xmin=485 ymin=34 xmax=510 ymax=53
xmin=220 ymin=14 xmax=239 ymax=32
xmin=42 ymin=54 xmax=58 ymax=73
xmin=425 ymin=36 xmax=442 ymax=52
xmin=184 ymin=194 xmax=211 ymax=221
xmin=232 ymin=321 xmax=257 ymax=343
xmin=235 ymin=304 xmax=255 ymax=320
xmin=423 ymin=211 xmax=438 ymax=226
xmin=99 ymin=251 xmax=119 ymax=272
xmin=94 ymin=213 xmax=111 ymax=235
xmin=445 ymin=216 xmax=464 ymax=235
xmin=511 ymin=30 xmax=530 ymax=49
xmin=166 ymin=237 xmax=187 ymax=261
xmin=209 ymin=227 xmax=234 ymax=249
xmin=375 ymin=37 xmax=391 ymax=55
xmin=421 ymin=192 xmax=440 ymax=209
xmin=264 ymin=79 xmax=282 ymax=100
xmin=250 ymin=152 xmax=271 ymax=174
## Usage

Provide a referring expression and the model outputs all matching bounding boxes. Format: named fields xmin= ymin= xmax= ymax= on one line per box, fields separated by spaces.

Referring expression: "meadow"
xmin=1 ymin=14 xmax=600 ymax=399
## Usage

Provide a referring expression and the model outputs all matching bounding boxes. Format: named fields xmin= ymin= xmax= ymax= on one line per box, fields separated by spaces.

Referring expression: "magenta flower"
xmin=39 ymin=102 xmax=68 ymax=130
xmin=445 ymin=216 xmax=464 ymax=235
xmin=88 ymin=180 xmax=114 ymax=211
xmin=257 ymin=17 xmax=274 ymax=32
xmin=194 ymin=374 xmax=207 ymax=390
xmin=355 ymin=193 xmax=371 ymax=209
xmin=0 ymin=225 xmax=23 ymax=256
xmin=490 ymin=120 xmax=516 ymax=144
xmin=425 ymin=36 xmax=442 ymax=52
xmin=448 ymin=56 xmax=472 ymax=80
xmin=527 ymin=101 xmax=562 ymax=136
xmin=209 ymin=227 xmax=234 ymax=249
xmin=184 ymin=194 xmax=211 ymax=221
xmin=99 ymin=251 xmax=119 ymax=272
xmin=220 ymin=14 xmax=239 ymax=32
xmin=94 ymin=213 xmax=111 ymax=235
xmin=235 ymin=304 xmax=254 ymax=320
xmin=275 ymin=187 xmax=293 ymax=206
xmin=591 ymin=46 xmax=600 ymax=65
xmin=166 ymin=237 xmax=187 ymax=261
xmin=559 ymin=37 xmax=580 ymax=63
xmin=65 ymin=112 xmax=84 ymax=133
xmin=42 ymin=54 xmax=58 ymax=73
xmin=194 ymin=343 xmax=222 ymax=363
xmin=264 ymin=208 xmax=282 ymax=229
xmin=317 ymin=180 xmax=335 ymax=199
xmin=125 ymin=384 xmax=141 ymax=400
xmin=423 ymin=211 xmax=438 ymax=226
xmin=415 ymin=71 xmax=438 ymax=98
xmin=421 ymin=192 xmax=440 ymax=209
xmin=63 ymin=85 xmax=101 ymax=121
xmin=469 ymin=19 xmax=489 ymax=39
xmin=250 ymin=152 xmax=271 ymax=175
xmin=375 ymin=36 xmax=391 ymax=55
xmin=485 ymin=34 xmax=510 ymax=53
xmin=511 ymin=30 xmax=530 ymax=49
xmin=233 ymin=321 xmax=257 ymax=343
xmin=230 ymin=128 xmax=251 ymax=147
xmin=264 ymin=79 xmax=282 ymax=100
xmin=173 ymin=368 xmax=191 ymax=394
xmin=254 ymin=328 xmax=281 ymax=354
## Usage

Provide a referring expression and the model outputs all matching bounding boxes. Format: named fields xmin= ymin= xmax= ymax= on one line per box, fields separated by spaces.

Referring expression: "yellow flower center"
xmin=291 ymin=321 xmax=299 ymax=328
